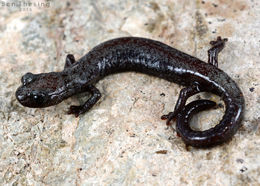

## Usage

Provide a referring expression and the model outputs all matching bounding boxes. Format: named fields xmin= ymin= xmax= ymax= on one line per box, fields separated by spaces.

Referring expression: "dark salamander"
xmin=16 ymin=36 xmax=245 ymax=148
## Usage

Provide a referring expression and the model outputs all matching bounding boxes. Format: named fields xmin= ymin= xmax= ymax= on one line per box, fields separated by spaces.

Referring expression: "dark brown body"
xmin=16 ymin=37 xmax=245 ymax=148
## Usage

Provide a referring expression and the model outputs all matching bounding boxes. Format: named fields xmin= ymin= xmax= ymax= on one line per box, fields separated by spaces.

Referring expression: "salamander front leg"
xmin=64 ymin=54 xmax=76 ymax=69
xmin=208 ymin=36 xmax=228 ymax=67
xmin=161 ymin=83 xmax=202 ymax=125
xmin=67 ymin=85 xmax=101 ymax=117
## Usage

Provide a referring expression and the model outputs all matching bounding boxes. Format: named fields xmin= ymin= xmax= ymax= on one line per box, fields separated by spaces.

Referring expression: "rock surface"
xmin=0 ymin=0 xmax=259 ymax=185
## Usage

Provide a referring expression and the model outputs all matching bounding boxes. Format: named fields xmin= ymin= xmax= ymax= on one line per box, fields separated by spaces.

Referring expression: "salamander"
xmin=15 ymin=36 xmax=245 ymax=148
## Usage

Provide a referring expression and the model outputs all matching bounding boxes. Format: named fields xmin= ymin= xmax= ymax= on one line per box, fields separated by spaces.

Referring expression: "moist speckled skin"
xmin=15 ymin=37 xmax=245 ymax=148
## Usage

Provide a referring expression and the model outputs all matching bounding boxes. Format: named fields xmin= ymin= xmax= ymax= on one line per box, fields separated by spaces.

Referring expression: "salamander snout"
xmin=16 ymin=90 xmax=26 ymax=102
xmin=16 ymin=86 xmax=47 ymax=108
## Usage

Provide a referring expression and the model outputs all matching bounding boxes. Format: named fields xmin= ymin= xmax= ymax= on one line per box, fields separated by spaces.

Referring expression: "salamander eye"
xmin=21 ymin=72 xmax=35 ymax=85
xmin=31 ymin=93 xmax=45 ymax=105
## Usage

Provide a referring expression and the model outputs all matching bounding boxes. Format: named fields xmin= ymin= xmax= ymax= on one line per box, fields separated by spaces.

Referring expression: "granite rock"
xmin=0 ymin=0 xmax=259 ymax=185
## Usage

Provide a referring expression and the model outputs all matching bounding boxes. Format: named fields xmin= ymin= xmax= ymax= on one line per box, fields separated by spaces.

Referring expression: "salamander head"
xmin=16 ymin=72 xmax=66 ymax=108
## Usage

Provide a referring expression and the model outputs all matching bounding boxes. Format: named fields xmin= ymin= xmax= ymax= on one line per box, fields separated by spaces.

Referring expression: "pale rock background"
xmin=0 ymin=0 xmax=259 ymax=185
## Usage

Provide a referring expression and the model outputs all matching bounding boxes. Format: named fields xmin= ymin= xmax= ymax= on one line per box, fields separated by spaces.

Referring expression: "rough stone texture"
xmin=0 ymin=0 xmax=259 ymax=185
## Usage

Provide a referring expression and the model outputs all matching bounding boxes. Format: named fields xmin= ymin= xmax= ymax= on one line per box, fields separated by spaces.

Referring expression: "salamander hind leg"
xmin=208 ymin=36 xmax=228 ymax=67
xmin=67 ymin=85 xmax=101 ymax=117
xmin=161 ymin=83 xmax=203 ymax=125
